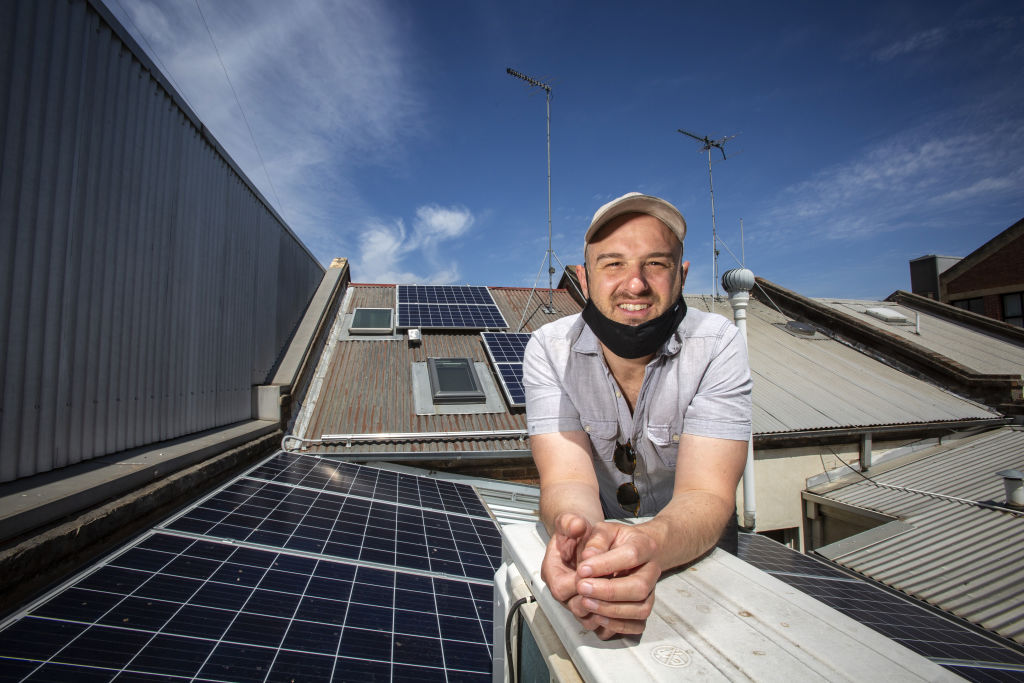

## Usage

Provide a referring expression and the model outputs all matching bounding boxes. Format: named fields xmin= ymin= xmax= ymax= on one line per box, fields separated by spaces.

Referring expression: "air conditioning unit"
xmin=494 ymin=522 xmax=955 ymax=682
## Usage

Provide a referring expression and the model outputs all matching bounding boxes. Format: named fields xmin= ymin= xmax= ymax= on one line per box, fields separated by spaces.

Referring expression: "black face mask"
xmin=581 ymin=296 xmax=687 ymax=359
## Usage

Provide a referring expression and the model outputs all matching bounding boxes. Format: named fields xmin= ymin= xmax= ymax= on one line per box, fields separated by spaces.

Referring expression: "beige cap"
xmin=584 ymin=192 xmax=687 ymax=253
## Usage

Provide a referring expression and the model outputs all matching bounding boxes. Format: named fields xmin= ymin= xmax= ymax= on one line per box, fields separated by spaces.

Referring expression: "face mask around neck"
xmin=581 ymin=297 xmax=687 ymax=359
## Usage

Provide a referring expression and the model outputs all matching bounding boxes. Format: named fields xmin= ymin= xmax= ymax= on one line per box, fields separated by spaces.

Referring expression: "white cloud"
xmin=108 ymin=0 xmax=421 ymax=261
xmin=872 ymin=27 xmax=948 ymax=62
xmin=414 ymin=205 xmax=475 ymax=243
xmin=760 ymin=110 xmax=1024 ymax=244
xmin=354 ymin=205 xmax=475 ymax=284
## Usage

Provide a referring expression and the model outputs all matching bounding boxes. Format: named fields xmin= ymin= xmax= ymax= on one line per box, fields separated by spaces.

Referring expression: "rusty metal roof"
xmin=299 ymin=285 xmax=578 ymax=455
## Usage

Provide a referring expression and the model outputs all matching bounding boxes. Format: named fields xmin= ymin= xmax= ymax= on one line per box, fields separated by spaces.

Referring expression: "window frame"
xmin=1001 ymin=291 xmax=1023 ymax=328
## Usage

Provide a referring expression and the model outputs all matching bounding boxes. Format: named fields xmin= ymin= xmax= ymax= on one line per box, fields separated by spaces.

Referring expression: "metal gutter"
xmin=754 ymin=418 xmax=1011 ymax=448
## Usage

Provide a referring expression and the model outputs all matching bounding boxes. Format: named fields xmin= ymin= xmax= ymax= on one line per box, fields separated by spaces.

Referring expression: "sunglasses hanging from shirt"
xmin=614 ymin=442 xmax=640 ymax=516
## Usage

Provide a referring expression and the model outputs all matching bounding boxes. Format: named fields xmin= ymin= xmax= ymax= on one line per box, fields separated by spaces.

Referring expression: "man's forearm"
xmin=539 ymin=480 xmax=605 ymax=535
xmin=637 ymin=489 xmax=734 ymax=571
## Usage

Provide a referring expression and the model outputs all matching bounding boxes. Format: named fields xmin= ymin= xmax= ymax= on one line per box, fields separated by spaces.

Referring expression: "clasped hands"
xmin=540 ymin=513 xmax=661 ymax=640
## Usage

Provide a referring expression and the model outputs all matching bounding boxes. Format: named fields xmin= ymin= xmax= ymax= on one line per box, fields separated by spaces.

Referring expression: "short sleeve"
xmin=682 ymin=323 xmax=752 ymax=441
xmin=523 ymin=333 xmax=583 ymax=435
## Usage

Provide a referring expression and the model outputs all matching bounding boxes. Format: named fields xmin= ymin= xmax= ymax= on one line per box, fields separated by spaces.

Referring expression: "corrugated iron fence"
xmin=0 ymin=0 xmax=324 ymax=481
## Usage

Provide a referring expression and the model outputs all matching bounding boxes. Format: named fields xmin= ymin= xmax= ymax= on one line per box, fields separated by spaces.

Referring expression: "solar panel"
xmin=481 ymin=332 xmax=532 ymax=407
xmin=162 ymin=478 xmax=501 ymax=581
xmin=397 ymin=285 xmax=495 ymax=305
xmin=0 ymin=532 xmax=494 ymax=680
xmin=0 ymin=455 xmax=503 ymax=681
xmin=395 ymin=285 xmax=508 ymax=330
xmin=737 ymin=533 xmax=1024 ymax=681
xmin=248 ymin=452 xmax=491 ymax=518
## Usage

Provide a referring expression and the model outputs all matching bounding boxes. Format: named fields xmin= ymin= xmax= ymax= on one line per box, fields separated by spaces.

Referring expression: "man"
xmin=523 ymin=192 xmax=752 ymax=640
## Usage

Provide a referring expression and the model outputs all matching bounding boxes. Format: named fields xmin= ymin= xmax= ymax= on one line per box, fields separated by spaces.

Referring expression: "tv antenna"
xmin=508 ymin=67 xmax=565 ymax=323
xmin=677 ymin=128 xmax=737 ymax=310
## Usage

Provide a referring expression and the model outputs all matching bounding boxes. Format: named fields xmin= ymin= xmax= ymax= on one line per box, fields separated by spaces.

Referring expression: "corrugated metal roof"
xmin=811 ymin=426 xmax=1024 ymax=644
xmin=684 ymin=297 xmax=999 ymax=435
xmin=298 ymin=287 xmax=999 ymax=454
xmin=819 ymin=299 xmax=1024 ymax=378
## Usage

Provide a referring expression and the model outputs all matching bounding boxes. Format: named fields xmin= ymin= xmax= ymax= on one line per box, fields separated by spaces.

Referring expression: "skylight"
xmin=865 ymin=307 xmax=910 ymax=324
xmin=427 ymin=358 xmax=486 ymax=404
xmin=349 ymin=307 xmax=394 ymax=334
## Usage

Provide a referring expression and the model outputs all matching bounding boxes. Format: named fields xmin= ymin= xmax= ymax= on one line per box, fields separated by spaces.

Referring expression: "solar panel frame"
xmin=481 ymin=332 xmax=532 ymax=407
xmin=395 ymin=285 xmax=509 ymax=330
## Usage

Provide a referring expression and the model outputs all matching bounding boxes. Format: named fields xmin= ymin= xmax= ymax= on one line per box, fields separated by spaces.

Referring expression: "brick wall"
xmin=946 ymin=230 xmax=1024 ymax=324
xmin=947 ymin=231 xmax=1024 ymax=296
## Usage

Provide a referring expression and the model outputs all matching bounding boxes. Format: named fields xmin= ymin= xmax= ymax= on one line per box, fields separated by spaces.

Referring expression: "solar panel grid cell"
xmin=737 ymin=533 xmax=1024 ymax=680
xmin=0 ymin=533 xmax=493 ymax=681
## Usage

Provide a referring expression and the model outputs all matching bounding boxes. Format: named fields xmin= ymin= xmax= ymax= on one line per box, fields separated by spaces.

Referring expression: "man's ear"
xmin=575 ymin=263 xmax=589 ymax=299
xmin=680 ymin=261 xmax=690 ymax=292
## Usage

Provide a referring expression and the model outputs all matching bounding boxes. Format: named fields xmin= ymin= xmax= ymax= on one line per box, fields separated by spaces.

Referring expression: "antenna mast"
xmin=508 ymin=67 xmax=557 ymax=316
xmin=677 ymin=128 xmax=736 ymax=310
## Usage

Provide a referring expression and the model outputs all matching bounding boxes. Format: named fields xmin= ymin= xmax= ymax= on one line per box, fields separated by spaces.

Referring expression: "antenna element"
xmin=677 ymin=129 xmax=738 ymax=309
xmin=508 ymin=67 xmax=560 ymax=321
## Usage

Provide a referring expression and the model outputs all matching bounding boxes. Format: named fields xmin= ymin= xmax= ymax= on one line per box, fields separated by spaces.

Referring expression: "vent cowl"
xmin=996 ymin=469 xmax=1024 ymax=509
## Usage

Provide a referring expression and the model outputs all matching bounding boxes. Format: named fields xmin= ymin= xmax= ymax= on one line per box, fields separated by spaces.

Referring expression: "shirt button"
xmin=672 ymin=434 xmax=680 ymax=442
xmin=615 ymin=392 xmax=621 ymax=398
xmin=584 ymin=425 xmax=591 ymax=433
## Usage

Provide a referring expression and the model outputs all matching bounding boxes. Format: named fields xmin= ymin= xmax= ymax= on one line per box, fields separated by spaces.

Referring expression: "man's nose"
xmin=625 ymin=265 xmax=650 ymax=293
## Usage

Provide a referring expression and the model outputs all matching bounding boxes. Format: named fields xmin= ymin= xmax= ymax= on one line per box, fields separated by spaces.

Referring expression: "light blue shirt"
xmin=524 ymin=309 xmax=752 ymax=518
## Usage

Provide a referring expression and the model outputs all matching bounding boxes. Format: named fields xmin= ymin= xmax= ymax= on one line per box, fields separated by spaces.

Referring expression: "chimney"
xmin=996 ymin=469 xmax=1024 ymax=509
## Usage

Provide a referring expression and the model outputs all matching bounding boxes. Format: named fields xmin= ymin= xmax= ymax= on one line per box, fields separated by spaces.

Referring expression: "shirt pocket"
xmin=580 ymin=418 xmax=618 ymax=462
xmin=646 ymin=423 xmax=681 ymax=467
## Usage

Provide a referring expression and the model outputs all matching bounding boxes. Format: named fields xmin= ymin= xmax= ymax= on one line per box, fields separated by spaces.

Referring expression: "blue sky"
xmin=105 ymin=0 xmax=1023 ymax=298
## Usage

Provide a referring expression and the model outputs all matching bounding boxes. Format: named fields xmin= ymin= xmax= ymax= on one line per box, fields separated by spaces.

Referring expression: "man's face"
xmin=576 ymin=213 xmax=689 ymax=326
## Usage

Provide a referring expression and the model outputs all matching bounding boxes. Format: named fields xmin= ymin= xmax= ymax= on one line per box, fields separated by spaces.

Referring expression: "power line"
xmin=194 ymin=0 xmax=284 ymax=216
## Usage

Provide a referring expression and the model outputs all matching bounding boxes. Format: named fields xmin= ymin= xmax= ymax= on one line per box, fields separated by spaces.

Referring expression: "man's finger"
xmin=554 ymin=512 xmax=590 ymax=540
xmin=593 ymin=617 xmax=647 ymax=639
xmin=578 ymin=536 xmax=656 ymax=579
xmin=577 ymin=563 xmax=660 ymax=603
xmin=579 ymin=592 xmax=655 ymax=621
xmin=579 ymin=524 xmax=615 ymax=562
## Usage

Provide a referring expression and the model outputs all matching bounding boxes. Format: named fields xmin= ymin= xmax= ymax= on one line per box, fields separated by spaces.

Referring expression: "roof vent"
xmin=865 ymin=307 xmax=910 ymax=324
xmin=722 ymin=267 xmax=755 ymax=294
xmin=996 ymin=469 xmax=1024 ymax=509
xmin=786 ymin=321 xmax=816 ymax=337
